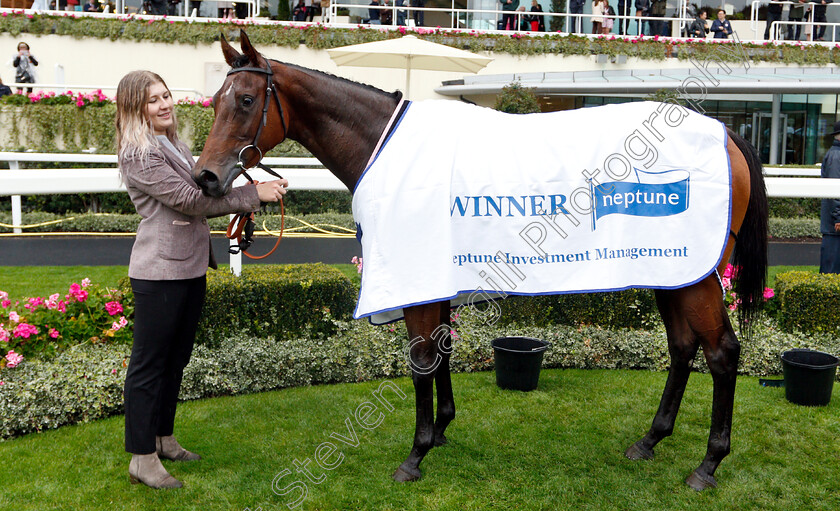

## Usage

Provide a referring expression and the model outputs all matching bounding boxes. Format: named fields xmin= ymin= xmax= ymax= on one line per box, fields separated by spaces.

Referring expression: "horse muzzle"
xmin=195 ymin=169 xmax=229 ymax=198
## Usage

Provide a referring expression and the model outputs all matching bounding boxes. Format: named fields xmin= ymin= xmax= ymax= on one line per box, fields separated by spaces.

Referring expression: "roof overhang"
xmin=435 ymin=66 xmax=840 ymax=96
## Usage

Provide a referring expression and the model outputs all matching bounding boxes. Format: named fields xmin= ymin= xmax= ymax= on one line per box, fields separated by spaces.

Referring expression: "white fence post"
xmin=230 ymin=213 xmax=242 ymax=276
xmin=9 ymin=159 xmax=21 ymax=234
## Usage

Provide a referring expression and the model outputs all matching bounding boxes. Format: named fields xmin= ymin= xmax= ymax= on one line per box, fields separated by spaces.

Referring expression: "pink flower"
xmin=57 ymin=301 xmax=67 ymax=313
xmin=49 ymin=328 xmax=60 ymax=339
xmin=111 ymin=368 xmax=117 ymax=375
xmin=763 ymin=287 xmax=775 ymax=300
xmin=68 ymin=283 xmax=81 ymax=295
xmin=5 ymin=350 xmax=23 ymax=368
xmin=13 ymin=323 xmax=38 ymax=339
xmin=1 ymin=300 xmax=9 ymax=309
xmin=720 ymin=276 xmax=731 ymax=290
xmin=0 ymin=328 xmax=8 ymax=343
xmin=8 ymin=311 xmax=19 ymax=323
xmin=0 ymin=291 xmax=7 ymax=301
xmin=81 ymin=278 xmax=91 ymax=287
xmin=105 ymin=301 xmax=124 ymax=316
xmin=111 ymin=316 xmax=128 ymax=331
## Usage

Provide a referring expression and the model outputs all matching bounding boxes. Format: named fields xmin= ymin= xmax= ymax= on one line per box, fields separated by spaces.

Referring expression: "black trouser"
xmin=765 ymin=10 xmax=781 ymax=39
xmin=124 ymin=276 xmax=206 ymax=454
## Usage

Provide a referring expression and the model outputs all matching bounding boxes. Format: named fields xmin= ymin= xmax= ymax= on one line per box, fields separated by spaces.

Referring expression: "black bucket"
xmin=781 ymin=349 xmax=839 ymax=406
xmin=491 ymin=337 xmax=551 ymax=391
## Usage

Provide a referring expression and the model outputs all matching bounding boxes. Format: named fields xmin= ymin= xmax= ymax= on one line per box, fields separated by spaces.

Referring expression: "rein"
xmin=224 ymin=57 xmax=288 ymax=259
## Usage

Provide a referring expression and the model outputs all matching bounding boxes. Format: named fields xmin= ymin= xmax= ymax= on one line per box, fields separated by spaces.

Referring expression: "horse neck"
xmin=274 ymin=64 xmax=399 ymax=191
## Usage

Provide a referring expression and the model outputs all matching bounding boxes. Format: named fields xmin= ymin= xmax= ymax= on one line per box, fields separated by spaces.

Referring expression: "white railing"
xmin=2 ymin=154 xmax=838 ymax=274
xmin=750 ymin=0 xmax=840 ymax=41
xmin=328 ymin=1 xmax=692 ymax=36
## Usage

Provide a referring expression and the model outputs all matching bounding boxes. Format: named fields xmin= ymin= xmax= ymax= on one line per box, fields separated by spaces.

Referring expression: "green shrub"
xmin=776 ymin=271 xmax=840 ymax=334
xmin=197 ymin=264 xmax=356 ymax=346
xmin=493 ymin=82 xmax=541 ymax=114
xmin=498 ymin=289 xmax=659 ymax=330
xmin=768 ymin=217 xmax=820 ymax=239
xmin=3 ymin=308 xmax=839 ymax=440
xmin=282 ymin=190 xmax=352 ymax=215
xmin=768 ymin=197 xmax=820 ymax=219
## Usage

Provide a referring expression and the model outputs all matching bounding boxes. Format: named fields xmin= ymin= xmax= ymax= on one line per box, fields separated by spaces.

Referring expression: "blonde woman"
xmin=591 ymin=0 xmax=604 ymax=34
xmin=116 ymin=70 xmax=287 ymax=489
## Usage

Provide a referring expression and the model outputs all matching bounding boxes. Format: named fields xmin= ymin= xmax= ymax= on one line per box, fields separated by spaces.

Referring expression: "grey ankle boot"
xmin=156 ymin=435 xmax=202 ymax=462
xmin=128 ymin=453 xmax=183 ymax=489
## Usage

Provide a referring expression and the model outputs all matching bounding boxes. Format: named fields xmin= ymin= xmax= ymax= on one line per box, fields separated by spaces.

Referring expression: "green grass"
xmin=1 ymin=369 xmax=839 ymax=510
xmin=0 ymin=265 xmax=130 ymax=298
xmin=767 ymin=265 xmax=818 ymax=287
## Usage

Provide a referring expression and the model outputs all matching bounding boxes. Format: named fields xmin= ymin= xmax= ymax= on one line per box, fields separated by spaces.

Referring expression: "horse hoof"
xmin=392 ymin=464 xmax=421 ymax=482
xmin=685 ymin=470 xmax=717 ymax=491
xmin=434 ymin=434 xmax=448 ymax=446
xmin=624 ymin=442 xmax=654 ymax=461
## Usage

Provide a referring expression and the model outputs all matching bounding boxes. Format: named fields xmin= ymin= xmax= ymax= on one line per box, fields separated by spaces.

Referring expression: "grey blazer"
xmin=120 ymin=139 xmax=260 ymax=281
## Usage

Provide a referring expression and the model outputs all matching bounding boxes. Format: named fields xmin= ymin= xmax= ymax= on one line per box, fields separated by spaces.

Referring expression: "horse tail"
xmin=727 ymin=128 xmax=769 ymax=332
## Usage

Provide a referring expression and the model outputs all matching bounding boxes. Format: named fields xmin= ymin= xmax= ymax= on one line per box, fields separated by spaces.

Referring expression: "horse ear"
xmin=239 ymin=29 xmax=261 ymax=66
xmin=220 ymin=33 xmax=240 ymax=67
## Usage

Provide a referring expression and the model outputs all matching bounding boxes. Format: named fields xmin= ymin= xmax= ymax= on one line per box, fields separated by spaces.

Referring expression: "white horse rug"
xmin=352 ymin=100 xmax=731 ymax=324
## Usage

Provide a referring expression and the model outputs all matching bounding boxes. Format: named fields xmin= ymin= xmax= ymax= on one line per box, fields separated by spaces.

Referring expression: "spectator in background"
xmin=293 ymin=0 xmax=307 ymax=20
xmin=813 ymin=0 xmax=832 ymax=40
xmin=65 ymin=0 xmax=78 ymax=10
xmin=500 ymin=0 xmax=520 ymax=30
xmin=710 ymin=9 xmax=732 ymax=38
xmin=13 ymin=42 xmax=37 ymax=94
xmin=83 ymin=0 xmax=98 ymax=11
xmin=648 ymin=0 xmax=665 ymax=36
xmin=787 ymin=0 xmax=806 ymax=40
xmin=764 ymin=0 xmax=783 ymax=39
xmin=380 ymin=0 xmax=393 ymax=24
xmin=569 ymin=0 xmax=585 ymax=32
xmin=820 ymin=120 xmax=840 ymax=273
xmin=602 ymin=0 xmax=614 ymax=33
xmin=591 ymin=0 xmax=604 ymax=33
xmin=634 ymin=0 xmax=649 ymax=35
xmin=0 ymin=77 xmax=11 ymax=98
xmin=688 ymin=9 xmax=709 ymax=38
xmin=395 ymin=0 xmax=407 ymax=26
xmin=617 ymin=0 xmax=630 ymax=33
xmin=367 ymin=0 xmax=381 ymax=23
xmin=527 ymin=0 xmax=545 ymax=31
xmin=411 ymin=0 xmax=425 ymax=26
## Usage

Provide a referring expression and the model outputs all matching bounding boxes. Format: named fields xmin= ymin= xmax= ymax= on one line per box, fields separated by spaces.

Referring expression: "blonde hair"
xmin=115 ymin=70 xmax=179 ymax=162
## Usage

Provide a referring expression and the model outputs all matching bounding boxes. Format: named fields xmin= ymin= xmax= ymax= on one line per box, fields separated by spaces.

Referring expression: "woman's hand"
xmin=256 ymin=179 xmax=289 ymax=202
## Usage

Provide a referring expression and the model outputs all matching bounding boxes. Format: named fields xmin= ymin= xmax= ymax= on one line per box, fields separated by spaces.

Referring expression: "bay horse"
xmin=194 ymin=31 xmax=768 ymax=491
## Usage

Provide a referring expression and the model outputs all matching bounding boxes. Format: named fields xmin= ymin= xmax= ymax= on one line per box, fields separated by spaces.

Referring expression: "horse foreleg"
xmin=393 ymin=303 xmax=444 ymax=482
xmin=687 ymin=301 xmax=739 ymax=491
xmin=434 ymin=301 xmax=455 ymax=446
xmin=626 ymin=288 xmax=699 ymax=461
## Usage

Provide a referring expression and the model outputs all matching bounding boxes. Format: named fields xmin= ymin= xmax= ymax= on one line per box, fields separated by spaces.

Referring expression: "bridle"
xmin=224 ymin=57 xmax=288 ymax=259
xmin=225 ymin=56 xmax=288 ymax=181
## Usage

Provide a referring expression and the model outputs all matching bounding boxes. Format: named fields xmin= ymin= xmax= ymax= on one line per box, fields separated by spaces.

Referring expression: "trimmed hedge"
xmin=776 ymin=271 xmax=840 ymax=334
xmin=768 ymin=217 xmax=820 ymax=239
xmin=498 ymin=289 xmax=659 ymax=330
xmin=768 ymin=197 xmax=820 ymax=219
xmin=196 ymin=264 xmax=356 ymax=346
xmin=3 ymin=308 xmax=839 ymax=440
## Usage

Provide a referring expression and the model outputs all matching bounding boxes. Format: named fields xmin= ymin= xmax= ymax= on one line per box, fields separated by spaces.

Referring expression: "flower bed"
xmin=0 ymin=279 xmax=132 ymax=368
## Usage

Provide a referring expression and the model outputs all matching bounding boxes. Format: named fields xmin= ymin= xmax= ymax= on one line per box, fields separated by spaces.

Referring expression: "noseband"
xmin=226 ymin=57 xmax=287 ymax=181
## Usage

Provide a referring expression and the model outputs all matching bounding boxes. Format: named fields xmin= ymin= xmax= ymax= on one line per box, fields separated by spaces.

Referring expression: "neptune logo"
xmin=591 ymin=168 xmax=690 ymax=230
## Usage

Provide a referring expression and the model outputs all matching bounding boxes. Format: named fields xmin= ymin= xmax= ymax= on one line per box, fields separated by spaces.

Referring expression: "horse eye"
xmin=242 ymin=96 xmax=254 ymax=107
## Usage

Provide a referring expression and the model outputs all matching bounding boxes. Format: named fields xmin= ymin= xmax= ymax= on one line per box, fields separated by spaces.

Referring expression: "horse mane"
xmin=230 ymin=54 xmax=403 ymax=102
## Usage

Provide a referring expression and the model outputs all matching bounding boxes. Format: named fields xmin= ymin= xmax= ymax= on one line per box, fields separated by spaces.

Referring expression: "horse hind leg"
xmin=687 ymin=284 xmax=740 ymax=490
xmin=393 ymin=302 xmax=447 ymax=482
xmin=625 ymin=288 xmax=700 ymax=462
xmin=433 ymin=302 xmax=455 ymax=446
xmin=625 ymin=278 xmax=739 ymax=491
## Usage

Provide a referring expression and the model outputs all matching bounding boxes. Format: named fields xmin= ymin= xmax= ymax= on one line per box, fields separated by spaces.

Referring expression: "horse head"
xmin=194 ymin=30 xmax=288 ymax=197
